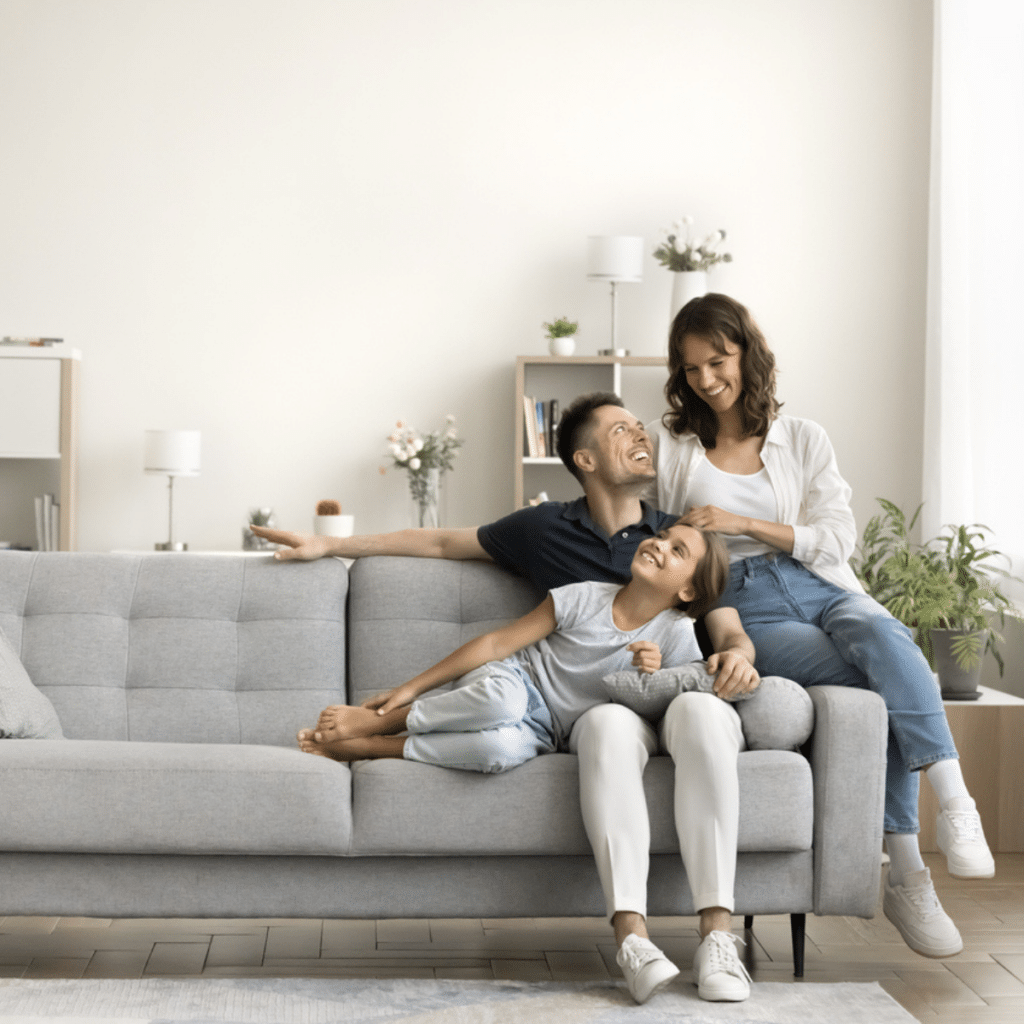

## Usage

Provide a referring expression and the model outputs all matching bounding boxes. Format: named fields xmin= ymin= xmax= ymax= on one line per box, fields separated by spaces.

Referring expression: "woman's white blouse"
xmin=646 ymin=415 xmax=865 ymax=594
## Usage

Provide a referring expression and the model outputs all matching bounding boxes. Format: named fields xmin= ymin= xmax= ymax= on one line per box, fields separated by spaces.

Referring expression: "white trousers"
xmin=568 ymin=692 xmax=745 ymax=919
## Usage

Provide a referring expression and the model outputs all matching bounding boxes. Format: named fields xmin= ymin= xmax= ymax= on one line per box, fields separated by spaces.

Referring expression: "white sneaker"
xmin=691 ymin=930 xmax=751 ymax=1002
xmin=615 ymin=934 xmax=680 ymax=1004
xmin=937 ymin=797 xmax=995 ymax=879
xmin=883 ymin=868 xmax=963 ymax=958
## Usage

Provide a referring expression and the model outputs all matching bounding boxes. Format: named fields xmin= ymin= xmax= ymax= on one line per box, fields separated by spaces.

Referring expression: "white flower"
xmin=389 ymin=443 xmax=403 ymax=458
xmin=682 ymin=214 xmax=694 ymax=225
xmin=445 ymin=413 xmax=456 ymax=423
xmin=413 ymin=437 xmax=424 ymax=452
xmin=409 ymin=457 xmax=421 ymax=470
xmin=704 ymin=231 xmax=722 ymax=248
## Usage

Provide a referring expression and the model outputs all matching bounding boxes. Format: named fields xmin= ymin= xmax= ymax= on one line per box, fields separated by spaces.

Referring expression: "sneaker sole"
xmin=694 ymin=979 xmax=750 ymax=1002
xmin=883 ymin=901 xmax=963 ymax=958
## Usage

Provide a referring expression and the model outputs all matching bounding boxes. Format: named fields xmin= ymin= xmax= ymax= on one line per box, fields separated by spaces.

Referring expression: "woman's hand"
xmin=706 ymin=650 xmax=760 ymax=701
xmin=362 ymin=681 xmax=420 ymax=715
xmin=250 ymin=526 xmax=335 ymax=561
xmin=680 ymin=505 xmax=750 ymax=536
xmin=628 ymin=641 xmax=662 ymax=675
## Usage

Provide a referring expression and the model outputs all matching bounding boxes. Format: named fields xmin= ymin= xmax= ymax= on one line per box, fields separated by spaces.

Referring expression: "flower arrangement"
xmin=543 ymin=317 xmax=579 ymax=339
xmin=383 ymin=416 xmax=464 ymax=527
xmin=653 ymin=216 xmax=733 ymax=272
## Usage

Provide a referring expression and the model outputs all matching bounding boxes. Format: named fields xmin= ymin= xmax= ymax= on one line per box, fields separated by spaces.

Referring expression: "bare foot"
xmin=296 ymin=728 xmax=330 ymax=758
xmin=299 ymin=732 xmax=406 ymax=763
xmin=314 ymin=704 xmax=394 ymax=742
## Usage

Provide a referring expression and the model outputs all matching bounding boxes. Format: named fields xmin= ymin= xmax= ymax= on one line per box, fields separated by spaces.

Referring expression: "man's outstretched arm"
xmin=249 ymin=525 xmax=492 ymax=563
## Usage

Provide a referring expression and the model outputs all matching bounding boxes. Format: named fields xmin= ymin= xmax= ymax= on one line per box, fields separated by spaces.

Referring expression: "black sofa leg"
xmin=791 ymin=912 xmax=806 ymax=977
xmin=743 ymin=915 xmax=753 ymax=931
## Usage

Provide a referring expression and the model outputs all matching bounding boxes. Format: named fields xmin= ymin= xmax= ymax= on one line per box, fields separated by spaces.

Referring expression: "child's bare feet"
xmin=315 ymin=704 xmax=409 ymax=742
xmin=296 ymin=728 xmax=329 ymax=757
xmin=297 ymin=730 xmax=406 ymax=763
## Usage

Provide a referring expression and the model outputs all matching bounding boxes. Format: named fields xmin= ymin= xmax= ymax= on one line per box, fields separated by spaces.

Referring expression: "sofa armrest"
xmin=807 ymin=685 xmax=887 ymax=917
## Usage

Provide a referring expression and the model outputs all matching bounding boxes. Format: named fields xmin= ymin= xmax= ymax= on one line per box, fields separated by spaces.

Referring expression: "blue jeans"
xmin=403 ymin=660 xmax=557 ymax=774
xmin=719 ymin=554 xmax=958 ymax=834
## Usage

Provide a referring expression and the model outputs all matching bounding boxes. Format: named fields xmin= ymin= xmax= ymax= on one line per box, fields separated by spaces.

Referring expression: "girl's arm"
xmin=363 ymin=595 xmax=558 ymax=715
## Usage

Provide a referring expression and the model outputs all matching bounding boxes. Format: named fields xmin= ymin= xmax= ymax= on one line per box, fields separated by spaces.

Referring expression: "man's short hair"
xmin=555 ymin=392 xmax=624 ymax=484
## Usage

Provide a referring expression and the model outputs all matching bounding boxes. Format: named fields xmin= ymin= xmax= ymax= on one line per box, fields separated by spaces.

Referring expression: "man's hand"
xmin=250 ymin=525 xmax=335 ymax=561
xmin=706 ymin=650 xmax=760 ymax=701
xmin=628 ymin=640 xmax=662 ymax=675
xmin=362 ymin=681 xmax=421 ymax=716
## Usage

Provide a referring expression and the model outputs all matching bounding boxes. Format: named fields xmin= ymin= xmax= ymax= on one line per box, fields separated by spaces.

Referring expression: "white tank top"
xmin=687 ymin=455 xmax=779 ymax=562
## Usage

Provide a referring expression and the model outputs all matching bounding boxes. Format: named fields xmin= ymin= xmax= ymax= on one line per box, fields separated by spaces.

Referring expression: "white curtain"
xmin=924 ymin=0 xmax=1024 ymax=601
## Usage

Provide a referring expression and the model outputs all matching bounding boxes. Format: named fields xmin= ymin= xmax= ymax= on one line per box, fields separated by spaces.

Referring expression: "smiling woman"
xmin=647 ymin=292 xmax=996 ymax=963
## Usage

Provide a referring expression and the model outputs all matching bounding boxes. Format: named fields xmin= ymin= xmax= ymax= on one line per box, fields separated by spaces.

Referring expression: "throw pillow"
xmin=0 ymin=625 xmax=64 ymax=739
xmin=601 ymin=662 xmax=814 ymax=750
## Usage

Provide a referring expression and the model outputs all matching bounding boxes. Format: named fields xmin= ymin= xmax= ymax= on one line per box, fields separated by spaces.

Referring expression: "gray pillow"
xmin=601 ymin=662 xmax=813 ymax=750
xmin=0 ymin=626 xmax=64 ymax=739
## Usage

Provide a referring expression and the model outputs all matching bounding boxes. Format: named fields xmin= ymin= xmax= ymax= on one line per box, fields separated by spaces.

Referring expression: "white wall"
xmin=0 ymin=0 xmax=932 ymax=553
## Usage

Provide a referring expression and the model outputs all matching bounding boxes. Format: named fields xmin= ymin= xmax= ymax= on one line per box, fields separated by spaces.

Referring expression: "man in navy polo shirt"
xmin=253 ymin=392 xmax=760 ymax=1005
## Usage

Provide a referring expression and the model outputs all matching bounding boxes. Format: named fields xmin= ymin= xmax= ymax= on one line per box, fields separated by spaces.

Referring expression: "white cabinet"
xmin=0 ymin=349 xmax=80 ymax=550
xmin=514 ymin=355 xmax=667 ymax=509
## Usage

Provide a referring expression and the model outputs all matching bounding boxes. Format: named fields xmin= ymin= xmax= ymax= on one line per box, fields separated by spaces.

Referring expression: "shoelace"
xmin=618 ymin=938 xmax=658 ymax=972
xmin=903 ymin=880 xmax=944 ymax=918
xmin=702 ymin=931 xmax=751 ymax=981
xmin=946 ymin=810 xmax=983 ymax=843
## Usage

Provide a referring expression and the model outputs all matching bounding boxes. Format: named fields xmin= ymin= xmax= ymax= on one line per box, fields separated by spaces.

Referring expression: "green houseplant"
xmin=543 ymin=316 xmax=579 ymax=357
xmin=852 ymin=499 xmax=1022 ymax=690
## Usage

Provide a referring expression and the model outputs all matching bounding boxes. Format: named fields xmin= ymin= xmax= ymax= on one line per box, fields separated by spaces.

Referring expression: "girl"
xmin=646 ymin=292 xmax=993 ymax=960
xmin=298 ymin=520 xmax=728 ymax=774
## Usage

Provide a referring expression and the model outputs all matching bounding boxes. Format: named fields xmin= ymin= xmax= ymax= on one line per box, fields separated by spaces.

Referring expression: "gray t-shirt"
xmin=514 ymin=581 xmax=702 ymax=741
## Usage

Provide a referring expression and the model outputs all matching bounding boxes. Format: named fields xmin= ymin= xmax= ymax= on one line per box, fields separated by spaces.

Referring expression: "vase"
xmin=548 ymin=335 xmax=576 ymax=357
xmin=313 ymin=514 xmax=354 ymax=538
xmin=411 ymin=467 xmax=441 ymax=529
xmin=930 ymin=628 xmax=985 ymax=699
xmin=670 ymin=270 xmax=708 ymax=321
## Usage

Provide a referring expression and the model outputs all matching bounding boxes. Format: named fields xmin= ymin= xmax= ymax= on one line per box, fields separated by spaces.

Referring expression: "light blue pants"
xmin=719 ymin=553 xmax=959 ymax=834
xmin=403 ymin=660 xmax=557 ymax=774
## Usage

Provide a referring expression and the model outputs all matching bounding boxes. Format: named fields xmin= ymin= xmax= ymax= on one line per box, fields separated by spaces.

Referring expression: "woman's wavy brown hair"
xmin=662 ymin=293 xmax=781 ymax=448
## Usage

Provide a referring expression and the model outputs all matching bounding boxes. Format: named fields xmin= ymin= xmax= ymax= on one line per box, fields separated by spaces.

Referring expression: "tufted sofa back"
xmin=0 ymin=553 xmax=347 ymax=747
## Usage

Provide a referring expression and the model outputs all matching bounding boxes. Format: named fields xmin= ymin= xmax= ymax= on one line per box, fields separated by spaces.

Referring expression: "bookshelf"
xmin=514 ymin=354 xmax=667 ymax=509
xmin=0 ymin=348 xmax=80 ymax=551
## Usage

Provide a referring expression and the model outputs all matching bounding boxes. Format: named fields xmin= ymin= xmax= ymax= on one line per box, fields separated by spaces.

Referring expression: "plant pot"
xmin=670 ymin=270 xmax=708 ymax=320
xmin=930 ymin=628 xmax=984 ymax=700
xmin=313 ymin=514 xmax=354 ymax=538
xmin=548 ymin=335 xmax=577 ymax=357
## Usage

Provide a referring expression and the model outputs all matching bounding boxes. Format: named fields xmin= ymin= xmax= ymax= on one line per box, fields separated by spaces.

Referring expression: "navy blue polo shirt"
xmin=476 ymin=498 xmax=677 ymax=594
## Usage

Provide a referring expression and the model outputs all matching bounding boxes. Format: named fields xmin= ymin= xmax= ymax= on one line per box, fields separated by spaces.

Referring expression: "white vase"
xmin=313 ymin=514 xmax=354 ymax=538
xmin=670 ymin=271 xmax=708 ymax=321
xmin=548 ymin=335 xmax=576 ymax=357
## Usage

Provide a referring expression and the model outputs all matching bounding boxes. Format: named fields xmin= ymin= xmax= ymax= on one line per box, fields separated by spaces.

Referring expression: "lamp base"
xmin=154 ymin=542 xmax=189 ymax=552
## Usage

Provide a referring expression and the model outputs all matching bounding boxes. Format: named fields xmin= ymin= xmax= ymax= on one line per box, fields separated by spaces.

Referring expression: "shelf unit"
xmin=0 ymin=348 xmax=81 ymax=551
xmin=514 ymin=354 xmax=667 ymax=509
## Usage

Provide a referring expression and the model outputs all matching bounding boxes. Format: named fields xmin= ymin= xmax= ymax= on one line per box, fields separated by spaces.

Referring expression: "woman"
xmin=647 ymin=293 xmax=992 ymax=960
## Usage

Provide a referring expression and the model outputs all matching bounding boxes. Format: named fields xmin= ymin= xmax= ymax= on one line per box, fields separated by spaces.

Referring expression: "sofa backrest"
xmin=0 ymin=553 xmax=347 ymax=747
xmin=347 ymin=556 xmax=542 ymax=707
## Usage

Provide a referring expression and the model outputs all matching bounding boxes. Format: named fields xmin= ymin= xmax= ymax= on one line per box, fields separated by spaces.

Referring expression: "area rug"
xmin=0 ymin=977 xmax=916 ymax=1023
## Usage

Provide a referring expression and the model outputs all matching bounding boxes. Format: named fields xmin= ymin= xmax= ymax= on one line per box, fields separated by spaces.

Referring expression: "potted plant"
xmin=653 ymin=216 xmax=733 ymax=318
xmin=543 ymin=316 xmax=579 ymax=357
xmin=852 ymin=499 xmax=1022 ymax=697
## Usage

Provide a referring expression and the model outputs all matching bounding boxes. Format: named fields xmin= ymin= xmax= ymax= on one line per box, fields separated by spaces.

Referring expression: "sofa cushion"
xmin=0 ymin=625 xmax=63 ymax=739
xmin=0 ymin=740 xmax=352 ymax=855
xmin=0 ymin=553 xmax=347 ymax=746
xmin=350 ymin=749 xmax=812 ymax=856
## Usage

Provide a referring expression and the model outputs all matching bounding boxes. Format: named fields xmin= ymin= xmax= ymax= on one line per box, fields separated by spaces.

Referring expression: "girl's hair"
xmin=662 ymin=293 xmax=781 ymax=449
xmin=675 ymin=525 xmax=730 ymax=621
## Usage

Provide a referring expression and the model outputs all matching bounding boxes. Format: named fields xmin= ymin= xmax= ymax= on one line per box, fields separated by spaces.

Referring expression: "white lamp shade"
xmin=144 ymin=430 xmax=201 ymax=476
xmin=586 ymin=236 xmax=644 ymax=282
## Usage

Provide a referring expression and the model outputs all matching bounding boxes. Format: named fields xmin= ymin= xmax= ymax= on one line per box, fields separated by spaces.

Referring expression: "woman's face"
xmin=680 ymin=333 xmax=744 ymax=416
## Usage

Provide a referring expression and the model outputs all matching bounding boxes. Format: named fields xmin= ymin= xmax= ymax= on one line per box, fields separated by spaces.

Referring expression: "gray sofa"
xmin=0 ymin=551 xmax=887 ymax=972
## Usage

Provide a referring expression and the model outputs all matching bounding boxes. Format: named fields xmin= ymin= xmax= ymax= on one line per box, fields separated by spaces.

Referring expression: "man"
xmin=253 ymin=392 xmax=759 ymax=1004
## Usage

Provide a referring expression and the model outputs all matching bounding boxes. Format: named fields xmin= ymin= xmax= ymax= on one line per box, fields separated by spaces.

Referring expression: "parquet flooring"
xmin=1 ymin=853 xmax=1021 ymax=1023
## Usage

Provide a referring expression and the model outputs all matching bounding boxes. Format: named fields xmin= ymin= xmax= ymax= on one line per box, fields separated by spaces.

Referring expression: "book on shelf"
xmin=523 ymin=395 xmax=539 ymax=457
xmin=34 ymin=493 xmax=59 ymax=551
xmin=547 ymin=399 xmax=559 ymax=457
xmin=534 ymin=400 xmax=547 ymax=458
xmin=1 ymin=336 xmax=64 ymax=347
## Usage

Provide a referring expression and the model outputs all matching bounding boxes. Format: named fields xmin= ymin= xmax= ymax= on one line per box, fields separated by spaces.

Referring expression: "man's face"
xmin=574 ymin=405 xmax=655 ymax=488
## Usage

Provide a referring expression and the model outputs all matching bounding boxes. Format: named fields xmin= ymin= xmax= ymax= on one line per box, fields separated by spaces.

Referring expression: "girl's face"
xmin=680 ymin=333 xmax=744 ymax=416
xmin=631 ymin=523 xmax=707 ymax=604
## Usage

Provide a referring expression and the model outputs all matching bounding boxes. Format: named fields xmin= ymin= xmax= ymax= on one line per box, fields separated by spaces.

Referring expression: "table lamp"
xmin=144 ymin=429 xmax=201 ymax=551
xmin=586 ymin=236 xmax=643 ymax=350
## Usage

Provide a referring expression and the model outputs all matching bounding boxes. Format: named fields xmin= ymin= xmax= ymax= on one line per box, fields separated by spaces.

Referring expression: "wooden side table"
xmin=917 ymin=685 xmax=1024 ymax=853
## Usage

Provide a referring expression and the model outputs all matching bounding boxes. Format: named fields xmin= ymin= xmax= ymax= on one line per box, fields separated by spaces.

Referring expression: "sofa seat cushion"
xmin=350 ymin=749 xmax=812 ymax=856
xmin=0 ymin=740 xmax=352 ymax=855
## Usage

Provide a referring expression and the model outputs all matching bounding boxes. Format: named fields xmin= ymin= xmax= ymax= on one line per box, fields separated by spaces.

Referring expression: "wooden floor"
xmin=1 ymin=853 xmax=1021 ymax=1023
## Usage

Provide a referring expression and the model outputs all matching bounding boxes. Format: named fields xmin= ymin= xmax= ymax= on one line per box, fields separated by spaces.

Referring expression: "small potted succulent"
xmin=543 ymin=316 xmax=579 ymax=357
xmin=243 ymin=508 xmax=277 ymax=551
xmin=313 ymin=499 xmax=354 ymax=538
